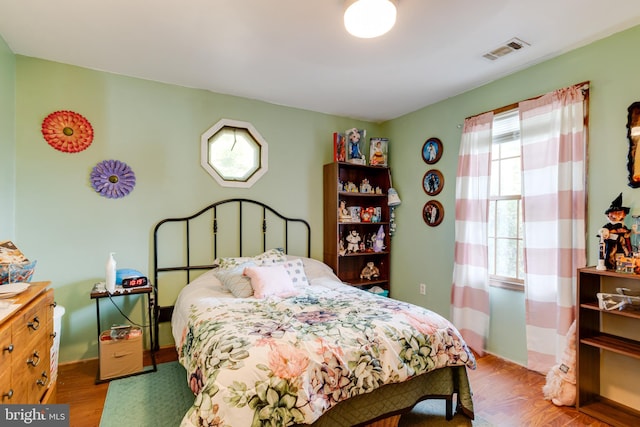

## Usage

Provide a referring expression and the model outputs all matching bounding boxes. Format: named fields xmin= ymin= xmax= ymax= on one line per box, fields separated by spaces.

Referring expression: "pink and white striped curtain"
xmin=519 ymin=84 xmax=588 ymax=373
xmin=451 ymin=111 xmax=493 ymax=355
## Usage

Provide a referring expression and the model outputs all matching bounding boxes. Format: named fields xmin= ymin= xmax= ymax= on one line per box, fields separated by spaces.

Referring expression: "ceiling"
xmin=1 ymin=1 xmax=640 ymax=122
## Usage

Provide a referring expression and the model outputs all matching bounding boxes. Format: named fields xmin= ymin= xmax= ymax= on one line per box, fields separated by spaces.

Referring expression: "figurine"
xmin=371 ymin=207 xmax=381 ymax=223
xmin=347 ymin=128 xmax=366 ymax=164
xmin=598 ymin=193 xmax=632 ymax=270
xmin=360 ymin=207 xmax=374 ymax=222
xmin=373 ymin=225 xmax=385 ymax=252
xmin=360 ymin=261 xmax=380 ymax=280
xmin=369 ymin=139 xmax=386 ymax=166
xmin=345 ymin=230 xmax=361 ymax=253
xmin=338 ymin=239 xmax=346 ymax=256
xmin=543 ymin=321 xmax=577 ymax=407
xmin=360 ymin=178 xmax=372 ymax=193
xmin=339 ymin=200 xmax=351 ymax=222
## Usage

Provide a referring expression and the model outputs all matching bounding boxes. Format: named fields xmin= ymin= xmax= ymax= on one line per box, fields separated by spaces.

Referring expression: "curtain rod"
xmin=463 ymin=80 xmax=590 ymax=122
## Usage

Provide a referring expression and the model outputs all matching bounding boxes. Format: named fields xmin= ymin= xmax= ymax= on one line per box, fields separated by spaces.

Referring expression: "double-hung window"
xmin=488 ymin=109 xmax=524 ymax=290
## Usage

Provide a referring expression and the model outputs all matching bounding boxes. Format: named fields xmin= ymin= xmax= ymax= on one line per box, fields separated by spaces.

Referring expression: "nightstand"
xmin=90 ymin=283 xmax=157 ymax=383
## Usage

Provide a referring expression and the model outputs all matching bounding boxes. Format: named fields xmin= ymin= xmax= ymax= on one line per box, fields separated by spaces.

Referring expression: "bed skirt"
xmin=300 ymin=366 xmax=474 ymax=427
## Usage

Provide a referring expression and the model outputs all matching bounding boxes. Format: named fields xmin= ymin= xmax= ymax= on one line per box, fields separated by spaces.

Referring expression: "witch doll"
xmin=598 ymin=193 xmax=632 ymax=270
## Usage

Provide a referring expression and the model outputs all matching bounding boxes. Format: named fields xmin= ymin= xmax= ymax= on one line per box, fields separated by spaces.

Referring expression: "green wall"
xmin=6 ymin=24 xmax=640 ymax=366
xmin=384 ymin=25 xmax=640 ymax=364
xmin=13 ymin=56 xmax=381 ymax=362
xmin=0 ymin=35 xmax=16 ymax=239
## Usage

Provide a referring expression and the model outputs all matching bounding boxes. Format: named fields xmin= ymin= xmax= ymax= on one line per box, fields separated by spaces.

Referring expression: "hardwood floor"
xmin=56 ymin=349 xmax=611 ymax=427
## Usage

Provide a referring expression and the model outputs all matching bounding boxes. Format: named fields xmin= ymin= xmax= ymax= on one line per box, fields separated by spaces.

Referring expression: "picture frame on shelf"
xmin=423 ymin=200 xmax=444 ymax=227
xmin=348 ymin=206 xmax=362 ymax=223
xmin=346 ymin=128 xmax=367 ymax=164
xmin=422 ymin=137 xmax=443 ymax=164
xmin=369 ymin=137 xmax=388 ymax=166
xmin=422 ymin=169 xmax=444 ymax=196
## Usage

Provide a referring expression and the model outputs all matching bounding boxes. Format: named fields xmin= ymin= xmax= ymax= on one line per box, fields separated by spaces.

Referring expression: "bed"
xmin=153 ymin=199 xmax=476 ymax=427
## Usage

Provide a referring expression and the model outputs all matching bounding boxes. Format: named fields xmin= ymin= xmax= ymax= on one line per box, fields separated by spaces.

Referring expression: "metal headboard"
xmin=152 ymin=198 xmax=310 ymax=350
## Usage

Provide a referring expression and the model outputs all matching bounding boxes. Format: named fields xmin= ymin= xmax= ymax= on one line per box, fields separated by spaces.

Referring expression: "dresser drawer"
xmin=13 ymin=296 xmax=49 ymax=350
xmin=0 ymin=321 xmax=11 ymax=367
xmin=0 ymin=283 xmax=55 ymax=404
xmin=13 ymin=342 xmax=51 ymax=403
xmin=0 ymin=315 xmax=14 ymax=402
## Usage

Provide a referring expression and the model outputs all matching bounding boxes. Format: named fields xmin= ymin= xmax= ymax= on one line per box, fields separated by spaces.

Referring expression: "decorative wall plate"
xmin=90 ymin=159 xmax=136 ymax=199
xmin=423 ymin=169 xmax=444 ymax=196
xmin=423 ymin=200 xmax=444 ymax=227
xmin=422 ymin=137 xmax=443 ymax=164
xmin=41 ymin=110 xmax=94 ymax=153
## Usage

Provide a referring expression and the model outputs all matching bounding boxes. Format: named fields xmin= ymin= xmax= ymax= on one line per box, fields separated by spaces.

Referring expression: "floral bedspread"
xmin=175 ymin=284 xmax=476 ymax=427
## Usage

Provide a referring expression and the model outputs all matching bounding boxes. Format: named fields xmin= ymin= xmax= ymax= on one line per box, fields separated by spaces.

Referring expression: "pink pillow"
xmin=243 ymin=264 xmax=299 ymax=299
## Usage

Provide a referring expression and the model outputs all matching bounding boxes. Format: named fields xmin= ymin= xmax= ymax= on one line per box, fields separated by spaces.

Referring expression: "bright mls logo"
xmin=1 ymin=405 xmax=69 ymax=426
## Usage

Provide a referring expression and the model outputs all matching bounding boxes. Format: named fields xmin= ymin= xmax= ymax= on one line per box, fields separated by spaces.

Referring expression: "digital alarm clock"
xmin=122 ymin=276 xmax=149 ymax=288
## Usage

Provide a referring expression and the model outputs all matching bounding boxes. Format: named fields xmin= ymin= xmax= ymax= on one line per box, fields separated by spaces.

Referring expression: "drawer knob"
xmin=2 ymin=344 xmax=13 ymax=353
xmin=2 ymin=389 xmax=13 ymax=400
xmin=27 ymin=351 xmax=40 ymax=367
xmin=27 ymin=316 xmax=40 ymax=330
xmin=36 ymin=372 xmax=48 ymax=387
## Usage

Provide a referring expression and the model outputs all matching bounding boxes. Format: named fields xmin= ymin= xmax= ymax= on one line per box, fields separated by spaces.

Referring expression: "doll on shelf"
xmin=339 ymin=200 xmax=352 ymax=222
xmin=598 ymin=193 xmax=632 ymax=270
xmin=345 ymin=230 xmax=361 ymax=253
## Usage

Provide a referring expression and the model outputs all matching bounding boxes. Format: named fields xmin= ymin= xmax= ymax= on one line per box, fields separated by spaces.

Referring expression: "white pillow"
xmin=243 ymin=264 xmax=299 ymax=299
xmin=214 ymin=248 xmax=286 ymax=270
xmin=286 ymin=255 xmax=339 ymax=282
xmin=282 ymin=258 xmax=309 ymax=286
xmin=214 ymin=262 xmax=255 ymax=298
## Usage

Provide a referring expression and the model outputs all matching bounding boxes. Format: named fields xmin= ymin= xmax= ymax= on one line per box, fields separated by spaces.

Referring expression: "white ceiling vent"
xmin=483 ymin=38 xmax=530 ymax=61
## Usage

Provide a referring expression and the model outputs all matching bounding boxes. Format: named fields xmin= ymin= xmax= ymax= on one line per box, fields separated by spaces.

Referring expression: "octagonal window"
xmin=201 ymin=119 xmax=268 ymax=188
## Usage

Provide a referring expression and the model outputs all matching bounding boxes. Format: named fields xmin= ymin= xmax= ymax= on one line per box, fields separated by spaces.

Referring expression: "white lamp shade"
xmin=344 ymin=0 xmax=397 ymax=39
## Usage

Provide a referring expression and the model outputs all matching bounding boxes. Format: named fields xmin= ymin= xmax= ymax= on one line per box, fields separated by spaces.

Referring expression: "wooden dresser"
xmin=0 ymin=281 xmax=56 ymax=404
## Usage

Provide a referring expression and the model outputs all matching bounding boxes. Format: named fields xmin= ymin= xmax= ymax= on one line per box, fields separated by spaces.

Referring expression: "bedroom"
xmin=2 ymin=1 xmax=640 ymax=425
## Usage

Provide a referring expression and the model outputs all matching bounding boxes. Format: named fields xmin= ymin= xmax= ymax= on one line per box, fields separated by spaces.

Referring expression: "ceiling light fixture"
xmin=344 ymin=0 xmax=397 ymax=39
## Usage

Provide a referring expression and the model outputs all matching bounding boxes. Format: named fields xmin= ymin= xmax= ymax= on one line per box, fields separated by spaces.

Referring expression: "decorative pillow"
xmin=282 ymin=258 xmax=309 ymax=286
xmin=253 ymin=248 xmax=287 ymax=265
xmin=286 ymin=255 xmax=340 ymax=282
xmin=214 ymin=248 xmax=286 ymax=270
xmin=214 ymin=262 xmax=255 ymax=298
xmin=243 ymin=264 xmax=299 ymax=299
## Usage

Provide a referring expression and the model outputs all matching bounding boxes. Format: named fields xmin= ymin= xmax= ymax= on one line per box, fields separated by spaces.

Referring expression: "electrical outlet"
xmin=419 ymin=283 xmax=426 ymax=295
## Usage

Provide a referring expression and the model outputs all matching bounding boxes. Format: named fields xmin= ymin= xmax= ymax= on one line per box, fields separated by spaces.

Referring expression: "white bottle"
xmin=106 ymin=252 xmax=116 ymax=293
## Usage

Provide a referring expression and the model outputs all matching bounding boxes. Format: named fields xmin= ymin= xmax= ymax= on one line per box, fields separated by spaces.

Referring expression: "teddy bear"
xmin=360 ymin=262 xmax=380 ymax=280
xmin=542 ymin=320 xmax=577 ymax=406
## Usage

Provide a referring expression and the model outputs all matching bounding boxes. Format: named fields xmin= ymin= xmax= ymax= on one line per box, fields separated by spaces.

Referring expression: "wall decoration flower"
xmin=41 ymin=110 xmax=94 ymax=153
xmin=90 ymin=159 xmax=136 ymax=199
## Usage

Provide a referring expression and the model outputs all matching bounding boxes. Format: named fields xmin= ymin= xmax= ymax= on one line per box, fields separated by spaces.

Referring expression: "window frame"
xmin=488 ymin=109 xmax=524 ymax=291
xmin=200 ymin=119 xmax=268 ymax=188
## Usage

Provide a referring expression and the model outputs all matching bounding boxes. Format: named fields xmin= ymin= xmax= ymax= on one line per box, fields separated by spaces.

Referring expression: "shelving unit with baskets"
xmin=323 ymin=162 xmax=391 ymax=296
xmin=576 ymin=267 xmax=640 ymax=426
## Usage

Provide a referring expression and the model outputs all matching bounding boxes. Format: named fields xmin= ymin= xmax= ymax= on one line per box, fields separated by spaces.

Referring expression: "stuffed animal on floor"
xmin=542 ymin=320 xmax=577 ymax=406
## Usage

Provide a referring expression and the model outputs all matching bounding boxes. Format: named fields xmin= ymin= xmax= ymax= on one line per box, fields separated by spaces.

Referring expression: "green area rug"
xmin=100 ymin=361 xmax=193 ymax=427
xmin=100 ymin=361 xmax=491 ymax=426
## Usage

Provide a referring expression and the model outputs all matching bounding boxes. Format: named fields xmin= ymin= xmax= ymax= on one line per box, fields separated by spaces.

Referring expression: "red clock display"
xmin=122 ymin=276 xmax=148 ymax=288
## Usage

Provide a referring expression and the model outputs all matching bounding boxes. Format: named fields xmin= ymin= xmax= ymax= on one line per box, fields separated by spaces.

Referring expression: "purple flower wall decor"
xmin=90 ymin=159 xmax=136 ymax=199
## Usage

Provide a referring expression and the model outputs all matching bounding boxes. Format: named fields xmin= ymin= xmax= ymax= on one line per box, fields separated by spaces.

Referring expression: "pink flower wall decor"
xmin=41 ymin=110 xmax=94 ymax=153
xmin=90 ymin=159 xmax=136 ymax=199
